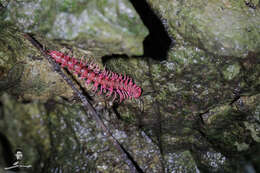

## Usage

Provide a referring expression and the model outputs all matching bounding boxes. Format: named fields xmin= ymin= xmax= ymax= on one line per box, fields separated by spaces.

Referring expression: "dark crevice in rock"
xmin=0 ymin=132 xmax=13 ymax=167
xmin=102 ymin=0 xmax=173 ymax=61
xmin=129 ymin=0 xmax=172 ymax=60
xmin=229 ymin=89 xmax=241 ymax=106
xmin=0 ymin=101 xmax=4 ymax=120
xmin=198 ymin=111 xmax=207 ymax=125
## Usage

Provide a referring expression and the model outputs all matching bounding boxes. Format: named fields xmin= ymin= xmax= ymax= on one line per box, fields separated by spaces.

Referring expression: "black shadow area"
xmin=129 ymin=0 xmax=172 ymax=60
xmin=0 ymin=132 xmax=13 ymax=167
xmin=102 ymin=0 xmax=172 ymax=63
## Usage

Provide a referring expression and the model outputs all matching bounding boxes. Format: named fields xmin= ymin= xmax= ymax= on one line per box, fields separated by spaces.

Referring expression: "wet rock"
xmin=5 ymin=0 xmax=148 ymax=56
xmin=0 ymin=0 xmax=260 ymax=172
xmin=146 ymin=0 xmax=260 ymax=58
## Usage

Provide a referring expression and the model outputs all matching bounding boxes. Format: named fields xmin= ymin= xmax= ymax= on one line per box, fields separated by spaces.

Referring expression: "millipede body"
xmin=47 ymin=50 xmax=141 ymax=102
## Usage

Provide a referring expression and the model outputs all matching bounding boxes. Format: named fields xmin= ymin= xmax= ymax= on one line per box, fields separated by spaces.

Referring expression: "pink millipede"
xmin=47 ymin=50 xmax=142 ymax=102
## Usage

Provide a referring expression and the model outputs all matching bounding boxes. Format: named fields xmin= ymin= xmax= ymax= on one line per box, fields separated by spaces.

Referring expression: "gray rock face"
xmin=5 ymin=0 xmax=148 ymax=56
xmin=0 ymin=0 xmax=260 ymax=172
xmin=147 ymin=0 xmax=260 ymax=58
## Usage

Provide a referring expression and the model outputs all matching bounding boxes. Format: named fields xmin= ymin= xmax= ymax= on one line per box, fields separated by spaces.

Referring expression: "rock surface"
xmin=146 ymin=0 xmax=260 ymax=58
xmin=0 ymin=0 xmax=259 ymax=172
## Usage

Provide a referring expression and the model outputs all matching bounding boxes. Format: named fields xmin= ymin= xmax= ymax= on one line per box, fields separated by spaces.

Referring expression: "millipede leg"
xmin=112 ymin=92 xmax=117 ymax=102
